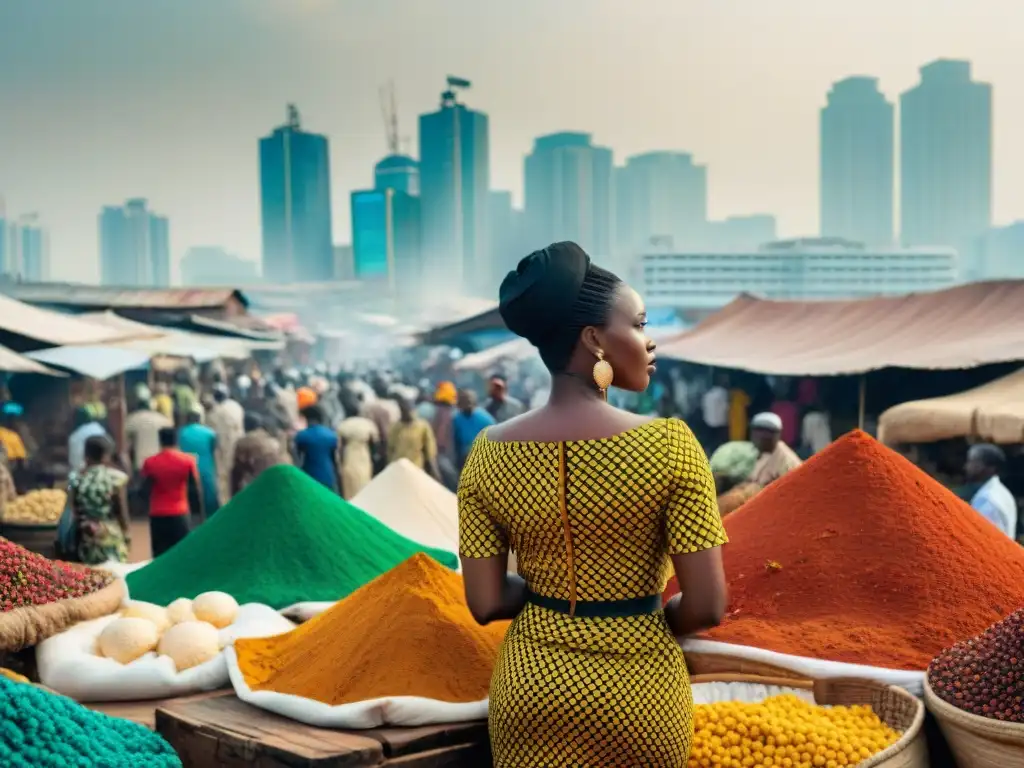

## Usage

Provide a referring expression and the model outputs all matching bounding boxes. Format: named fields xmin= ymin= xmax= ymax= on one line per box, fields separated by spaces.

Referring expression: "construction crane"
xmin=379 ymin=81 xmax=400 ymax=155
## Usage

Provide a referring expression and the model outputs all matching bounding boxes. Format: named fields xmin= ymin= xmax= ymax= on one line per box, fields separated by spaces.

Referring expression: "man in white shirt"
xmin=966 ymin=444 xmax=1018 ymax=540
xmin=701 ymin=376 xmax=730 ymax=452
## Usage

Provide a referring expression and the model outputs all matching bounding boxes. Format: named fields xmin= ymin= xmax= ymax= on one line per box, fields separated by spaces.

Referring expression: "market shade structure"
xmin=0 ymin=344 xmax=65 ymax=376
xmin=878 ymin=367 xmax=1024 ymax=445
xmin=657 ymin=280 xmax=1024 ymax=376
xmin=0 ymin=294 xmax=151 ymax=352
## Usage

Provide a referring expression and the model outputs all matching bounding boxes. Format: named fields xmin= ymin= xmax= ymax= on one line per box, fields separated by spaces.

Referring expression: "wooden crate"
xmin=155 ymin=693 xmax=492 ymax=767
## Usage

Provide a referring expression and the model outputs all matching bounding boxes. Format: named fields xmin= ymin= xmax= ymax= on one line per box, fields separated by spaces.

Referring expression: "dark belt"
xmin=525 ymin=590 xmax=662 ymax=618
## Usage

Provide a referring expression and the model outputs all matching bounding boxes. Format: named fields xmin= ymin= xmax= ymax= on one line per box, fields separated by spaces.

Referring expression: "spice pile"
xmin=0 ymin=536 xmax=113 ymax=611
xmin=351 ymin=458 xmax=459 ymax=553
xmin=235 ymin=553 xmax=509 ymax=705
xmin=2 ymin=489 xmax=67 ymax=524
xmin=0 ymin=674 xmax=181 ymax=766
xmin=670 ymin=430 xmax=1024 ymax=669
xmin=126 ymin=465 xmax=459 ymax=609
xmin=689 ymin=694 xmax=901 ymax=768
xmin=929 ymin=607 xmax=1024 ymax=722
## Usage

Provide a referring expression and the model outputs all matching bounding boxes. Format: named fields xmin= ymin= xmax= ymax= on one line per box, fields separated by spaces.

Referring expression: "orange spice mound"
xmin=668 ymin=430 xmax=1024 ymax=670
xmin=235 ymin=553 xmax=510 ymax=705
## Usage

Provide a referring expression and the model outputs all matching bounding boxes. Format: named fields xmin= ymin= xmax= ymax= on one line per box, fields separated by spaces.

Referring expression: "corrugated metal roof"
xmin=1 ymin=282 xmax=248 ymax=310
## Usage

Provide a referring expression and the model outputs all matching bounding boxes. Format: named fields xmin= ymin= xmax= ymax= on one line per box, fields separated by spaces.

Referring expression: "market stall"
xmin=878 ymin=367 xmax=1024 ymax=445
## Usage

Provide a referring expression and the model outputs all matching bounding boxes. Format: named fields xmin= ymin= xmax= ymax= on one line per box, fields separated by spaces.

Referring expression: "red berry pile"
xmin=0 ymin=537 xmax=113 ymax=611
xmin=929 ymin=608 xmax=1024 ymax=722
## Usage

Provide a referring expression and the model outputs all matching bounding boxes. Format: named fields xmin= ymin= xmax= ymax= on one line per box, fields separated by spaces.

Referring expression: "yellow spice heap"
xmin=689 ymin=694 xmax=900 ymax=768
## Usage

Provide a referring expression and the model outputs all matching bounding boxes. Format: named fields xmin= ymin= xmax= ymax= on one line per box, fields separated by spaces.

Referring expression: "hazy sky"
xmin=1 ymin=0 xmax=1022 ymax=283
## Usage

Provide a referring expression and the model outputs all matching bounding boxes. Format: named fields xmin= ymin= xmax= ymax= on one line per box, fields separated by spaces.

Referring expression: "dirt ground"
xmin=128 ymin=520 xmax=151 ymax=562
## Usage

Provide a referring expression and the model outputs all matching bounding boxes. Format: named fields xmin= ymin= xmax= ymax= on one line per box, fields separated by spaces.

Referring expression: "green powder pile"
xmin=126 ymin=465 xmax=459 ymax=608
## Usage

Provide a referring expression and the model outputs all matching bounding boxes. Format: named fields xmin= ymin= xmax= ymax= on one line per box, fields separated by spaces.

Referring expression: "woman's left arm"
xmin=461 ymin=556 xmax=526 ymax=625
xmin=458 ymin=449 xmax=525 ymax=625
xmin=114 ymin=481 xmax=131 ymax=538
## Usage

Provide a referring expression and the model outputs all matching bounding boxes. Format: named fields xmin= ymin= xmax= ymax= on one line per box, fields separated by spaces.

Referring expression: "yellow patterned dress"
xmin=458 ymin=417 xmax=727 ymax=767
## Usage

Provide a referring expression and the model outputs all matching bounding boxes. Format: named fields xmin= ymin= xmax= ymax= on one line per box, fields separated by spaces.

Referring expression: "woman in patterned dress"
xmin=458 ymin=242 xmax=729 ymax=767
xmin=69 ymin=435 xmax=130 ymax=565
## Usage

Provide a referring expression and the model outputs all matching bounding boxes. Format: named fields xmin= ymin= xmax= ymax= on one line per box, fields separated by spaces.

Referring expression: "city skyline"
xmin=1 ymin=0 xmax=1022 ymax=283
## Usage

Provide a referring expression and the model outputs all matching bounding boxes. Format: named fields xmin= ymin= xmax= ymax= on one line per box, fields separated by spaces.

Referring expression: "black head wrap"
xmin=499 ymin=241 xmax=622 ymax=371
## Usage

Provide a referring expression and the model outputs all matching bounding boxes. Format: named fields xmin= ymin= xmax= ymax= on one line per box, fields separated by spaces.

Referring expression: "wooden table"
xmin=88 ymin=690 xmax=229 ymax=730
xmin=155 ymin=693 xmax=492 ymax=767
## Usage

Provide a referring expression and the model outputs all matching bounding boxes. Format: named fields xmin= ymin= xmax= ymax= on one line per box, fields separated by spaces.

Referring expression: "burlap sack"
xmin=0 ymin=578 xmax=125 ymax=653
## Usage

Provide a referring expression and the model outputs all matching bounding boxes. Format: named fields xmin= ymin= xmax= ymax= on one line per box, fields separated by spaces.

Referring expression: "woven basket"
xmin=686 ymin=650 xmax=809 ymax=680
xmin=924 ymin=675 xmax=1024 ymax=768
xmin=690 ymin=674 xmax=928 ymax=768
xmin=0 ymin=573 xmax=124 ymax=653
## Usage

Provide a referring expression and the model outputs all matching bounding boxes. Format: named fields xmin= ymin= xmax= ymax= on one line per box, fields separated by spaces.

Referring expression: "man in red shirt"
xmin=141 ymin=427 xmax=204 ymax=557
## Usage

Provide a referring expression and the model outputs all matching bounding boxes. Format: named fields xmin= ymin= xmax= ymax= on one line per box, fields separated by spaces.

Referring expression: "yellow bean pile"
xmin=689 ymin=694 xmax=901 ymax=768
xmin=3 ymin=489 xmax=67 ymax=525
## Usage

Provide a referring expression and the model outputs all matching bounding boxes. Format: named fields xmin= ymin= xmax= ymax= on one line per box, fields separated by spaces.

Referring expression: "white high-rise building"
xmin=820 ymin=77 xmax=894 ymax=245
xmin=615 ymin=151 xmax=707 ymax=255
xmin=900 ymin=60 xmax=992 ymax=250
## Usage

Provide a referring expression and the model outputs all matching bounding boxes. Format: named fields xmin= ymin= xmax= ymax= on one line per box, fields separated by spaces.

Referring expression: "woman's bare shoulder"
xmin=487 ymin=406 xmax=661 ymax=444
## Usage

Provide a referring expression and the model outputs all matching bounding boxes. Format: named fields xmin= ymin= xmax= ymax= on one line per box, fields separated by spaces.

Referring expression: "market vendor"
xmin=747 ymin=411 xmax=802 ymax=486
xmin=965 ymin=443 xmax=1018 ymax=540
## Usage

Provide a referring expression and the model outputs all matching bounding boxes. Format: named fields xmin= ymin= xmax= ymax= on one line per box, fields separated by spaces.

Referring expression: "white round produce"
xmin=157 ymin=621 xmax=221 ymax=671
xmin=192 ymin=591 xmax=239 ymax=629
xmin=166 ymin=598 xmax=196 ymax=625
xmin=97 ymin=617 xmax=160 ymax=664
xmin=121 ymin=600 xmax=171 ymax=633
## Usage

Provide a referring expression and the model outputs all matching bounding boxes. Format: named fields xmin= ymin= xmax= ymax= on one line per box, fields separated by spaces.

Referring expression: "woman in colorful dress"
xmin=69 ymin=435 xmax=130 ymax=565
xmin=458 ymin=242 xmax=729 ymax=767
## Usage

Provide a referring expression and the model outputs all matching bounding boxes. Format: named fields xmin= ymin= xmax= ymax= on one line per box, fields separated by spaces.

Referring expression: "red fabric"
xmin=770 ymin=401 xmax=800 ymax=446
xmin=142 ymin=449 xmax=196 ymax=517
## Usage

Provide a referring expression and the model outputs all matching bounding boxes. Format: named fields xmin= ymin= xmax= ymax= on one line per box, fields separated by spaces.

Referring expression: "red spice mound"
xmin=928 ymin=608 xmax=1024 ymax=722
xmin=667 ymin=430 xmax=1024 ymax=670
xmin=0 ymin=537 xmax=113 ymax=611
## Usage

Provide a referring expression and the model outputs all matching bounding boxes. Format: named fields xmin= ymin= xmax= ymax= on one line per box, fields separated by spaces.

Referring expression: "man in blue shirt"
xmin=453 ymin=389 xmax=495 ymax=469
xmin=966 ymin=443 xmax=1018 ymax=540
xmin=295 ymin=405 xmax=341 ymax=492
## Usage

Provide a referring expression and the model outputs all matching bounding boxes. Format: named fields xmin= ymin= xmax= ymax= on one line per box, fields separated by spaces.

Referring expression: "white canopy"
xmin=0 ymin=344 xmax=65 ymax=376
xmin=0 ymin=295 xmax=147 ymax=347
xmin=26 ymin=346 xmax=152 ymax=380
xmin=454 ymin=338 xmax=536 ymax=371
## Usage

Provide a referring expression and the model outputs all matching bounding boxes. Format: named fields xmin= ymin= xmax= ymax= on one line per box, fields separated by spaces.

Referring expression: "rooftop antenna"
xmin=442 ymin=75 xmax=471 ymax=107
xmin=286 ymin=103 xmax=301 ymax=130
xmin=379 ymin=81 xmax=400 ymax=155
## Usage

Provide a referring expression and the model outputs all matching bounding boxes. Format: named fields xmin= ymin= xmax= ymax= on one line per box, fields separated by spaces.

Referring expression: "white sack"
xmin=683 ymin=639 xmax=926 ymax=697
xmin=37 ymin=603 xmax=294 ymax=702
xmin=691 ymin=681 xmax=815 ymax=706
xmin=95 ymin=559 xmax=150 ymax=579
xmin=225 ymin=645 xmax=488 ymax=729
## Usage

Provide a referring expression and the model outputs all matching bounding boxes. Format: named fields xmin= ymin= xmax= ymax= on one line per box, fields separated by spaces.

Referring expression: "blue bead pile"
xmin=0 ymin=675 xmax=181 ymax=767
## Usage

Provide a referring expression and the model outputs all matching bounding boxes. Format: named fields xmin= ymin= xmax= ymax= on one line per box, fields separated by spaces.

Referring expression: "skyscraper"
xmin=181 ymin=246 xmax=260 ymax=286
xmin=820 ymin=77 xmax=894 ymax=245
xmin=374 ymin=155 xmax=419 ymax=196
xmin=418 ymin=78 xmax=490 ymax=295
xmin=259 ymin=105 xmax=334 ymax=284
xmin=900 ymin=60 xmax=992 ymax=250
xmin=614 ymin=151 xmax=707 ymax=255
xmin=350 ymin=188 xmax=421 ymax=296
xmin=98 ymin=199 xmax=169 ymax=286
xmin=489 ymin=191 xmax=528 ymax=279
xmin=524 ymin=132 xmax=613 ymax=258
xmin=14 ymin=214 xmax=50 ymax=282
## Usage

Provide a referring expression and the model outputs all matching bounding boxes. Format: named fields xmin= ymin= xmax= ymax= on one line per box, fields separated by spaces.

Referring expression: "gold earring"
xmin=592 ymin=351 xmax=614 ymax=397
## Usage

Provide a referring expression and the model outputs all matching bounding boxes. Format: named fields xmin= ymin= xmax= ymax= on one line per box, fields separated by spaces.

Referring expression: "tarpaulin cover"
xmin=657 ymin=280 xmax=1024 ymax=376
xmin=0 ymin=344 xmax=65 ymax=376
xmin=878 ymin=367 xmax=1024 ymax=445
